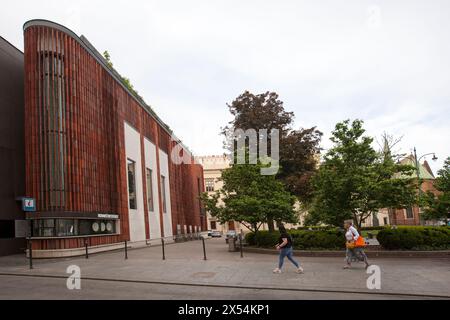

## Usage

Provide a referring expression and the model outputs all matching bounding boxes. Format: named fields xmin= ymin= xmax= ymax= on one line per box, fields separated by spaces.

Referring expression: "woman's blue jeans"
xmin=278 ymin=247 xmax=299 ymax=269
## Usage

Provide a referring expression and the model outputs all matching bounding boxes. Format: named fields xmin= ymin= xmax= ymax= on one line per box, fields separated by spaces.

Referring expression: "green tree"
xmin=308 ymin=119 xmax=417 ymax=229
xmin=221 ymin=91 xmax=322 ymax=230
xmin=421 ymin=157 xmax=450 ymax=221
xmin=200 ymin=162 xmax=298 ymax=233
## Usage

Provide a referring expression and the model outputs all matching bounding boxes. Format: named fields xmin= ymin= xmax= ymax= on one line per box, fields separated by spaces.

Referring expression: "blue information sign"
xmin=22 ymin=198 xmax=36 ymax=212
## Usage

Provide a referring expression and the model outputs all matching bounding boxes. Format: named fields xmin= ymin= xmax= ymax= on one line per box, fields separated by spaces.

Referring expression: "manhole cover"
xmin=191 ymin=272 xmax=216 ymax=278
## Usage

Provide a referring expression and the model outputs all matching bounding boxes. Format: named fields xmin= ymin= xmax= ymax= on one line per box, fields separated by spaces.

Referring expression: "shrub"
xmin=360 ymin=226 xmax=387 ymax=231
xmin=245 ymin=230 xmax=345 ymax=249
xmin=296 ymin=226 xmax=338 ymax=231
xmin=377 ymin=226 xmax=450 ymax=250
xmin=244 ymin=231 xmax=279 ymax=247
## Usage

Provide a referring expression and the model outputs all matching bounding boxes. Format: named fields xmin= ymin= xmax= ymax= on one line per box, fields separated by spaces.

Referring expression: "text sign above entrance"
xmin=97 ymin=213 xmax=119 ymax=219
xmin=22 ymin=198 xmax=36 ymax=212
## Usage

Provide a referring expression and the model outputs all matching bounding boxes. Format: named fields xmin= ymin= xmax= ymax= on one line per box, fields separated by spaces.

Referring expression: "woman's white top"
xmin=345 ymin=226 xmax=360 ymax=241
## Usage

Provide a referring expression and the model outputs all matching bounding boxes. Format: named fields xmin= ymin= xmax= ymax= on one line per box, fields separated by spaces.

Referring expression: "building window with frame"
xmin=32 ymin=219 xmax=55 ymax=237
xmin=56 ymin=219 xmax=77 ymax=237
xmin=146 ymin=168 xmax=154 ymax=212
xmin=41 ymin=53 xmax=66 ymax=208
xmin=210 ymin=221 xmax=217 ymax=230
xmin=161 ymin=175 xmax=167 ymax=213
xmin=406 ymin=207 xmax=414 ymax=219
xmin=205 ymin=178 xmax=215 ymax=192
xmin=127 ymin=159 xmax=137 ymax=209
xmin=383 ymin=217 xmax=388 ymax=225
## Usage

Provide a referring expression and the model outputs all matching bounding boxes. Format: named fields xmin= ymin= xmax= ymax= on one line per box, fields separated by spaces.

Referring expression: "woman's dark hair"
xmin=278 ymin=225 xmax=287 ymax=234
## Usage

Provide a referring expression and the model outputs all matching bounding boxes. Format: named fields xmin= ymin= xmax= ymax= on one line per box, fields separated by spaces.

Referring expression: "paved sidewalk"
xmin=0 ymin=238 xmax=449 ymax=299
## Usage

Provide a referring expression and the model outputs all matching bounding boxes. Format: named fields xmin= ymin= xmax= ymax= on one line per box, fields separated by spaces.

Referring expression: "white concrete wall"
xmin=159 ymin=150 xmax=173 ymax=237
xmin=124 ymin=122 xmax=146 ymax=242
xmin=144 ymin=138 xmax=161 ymax=239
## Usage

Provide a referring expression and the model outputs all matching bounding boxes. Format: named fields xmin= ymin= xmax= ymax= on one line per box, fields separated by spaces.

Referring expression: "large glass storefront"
xmin=31 ymin=219 xmax=117 ymax=237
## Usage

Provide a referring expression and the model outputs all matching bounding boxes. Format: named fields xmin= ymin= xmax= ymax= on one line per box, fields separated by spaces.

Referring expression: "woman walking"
xmin=273 ymin=225 xmax=303 ymax=274
xmin=343 ymin=220 xmax=370 ymax=269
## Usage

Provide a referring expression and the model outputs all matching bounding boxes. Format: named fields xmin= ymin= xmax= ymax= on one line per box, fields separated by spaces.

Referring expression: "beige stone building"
xmin=195 ymin=155 xmax=302 ymax=234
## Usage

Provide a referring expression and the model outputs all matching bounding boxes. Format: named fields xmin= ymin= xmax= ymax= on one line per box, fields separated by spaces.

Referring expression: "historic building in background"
xmin=19 ymin=20 xmax=205 ymax=257
xmin=195 ymin=155 xmax=239 ymax=233
xmin=196 ymin=155 xmax=302 ymax=233
xmin=361 ymin=155 xmax=437 ymax=227
xmin=0 ymin=36 xmax=26 ymax=256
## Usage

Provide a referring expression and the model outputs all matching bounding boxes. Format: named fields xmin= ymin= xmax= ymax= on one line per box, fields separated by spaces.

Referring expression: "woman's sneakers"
xmin=273 ymin=267 xmax=304 ymax=274
xmin=272 ymin=268 xmax=282 ymax=274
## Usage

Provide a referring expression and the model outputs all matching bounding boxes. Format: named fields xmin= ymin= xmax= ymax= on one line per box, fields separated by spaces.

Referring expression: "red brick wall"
xmin=388 ymin=179 xmax=438 ymax=226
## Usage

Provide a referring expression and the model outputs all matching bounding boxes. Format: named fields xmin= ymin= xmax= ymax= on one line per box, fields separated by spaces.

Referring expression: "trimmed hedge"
xmin=377 ymin=226 xmax=450 ymax=250
xmin=296 ymin=226 xmax=339 ymax=231
xmin=245 ymin=230 xmax=346 ymax=250
xmin=360 ymin=226 xmax=387 ymax=231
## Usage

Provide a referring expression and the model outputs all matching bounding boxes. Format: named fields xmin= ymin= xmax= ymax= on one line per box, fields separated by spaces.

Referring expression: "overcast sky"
xmin=1 ymin=0 xmax=449 ymax=174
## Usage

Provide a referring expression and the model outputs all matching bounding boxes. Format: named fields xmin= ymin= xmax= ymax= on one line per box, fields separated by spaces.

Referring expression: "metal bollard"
xmin=239 ymin=235 xmax=243 ymax=258
xmin=161 ymin=238 xmax=166 ymax=260
xmin=202 ymin=236 xmax=207 ymax=260
xmin=124 ymin=240 xmax=128 ymax=260
xmin=28 ymin=240 xmax=33 ymax=269
xmin=85 ymin=239 xmax=89 ymax=259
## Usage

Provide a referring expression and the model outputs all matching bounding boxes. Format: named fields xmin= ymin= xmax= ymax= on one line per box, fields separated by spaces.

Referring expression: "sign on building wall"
xmin=22 ymin=198 xmax=36 ymax=212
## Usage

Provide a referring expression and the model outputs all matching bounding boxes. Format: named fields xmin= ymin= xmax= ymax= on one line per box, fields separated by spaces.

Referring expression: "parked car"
xmin=207 ymin=230 xmax=212 ymax=237
xmin=211 ymin=230 xmax=222 ymax=237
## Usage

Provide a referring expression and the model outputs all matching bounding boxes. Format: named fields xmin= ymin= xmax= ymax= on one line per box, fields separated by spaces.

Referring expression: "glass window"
xmin=56 ymin=219 xmax=77 ymax=237
xmin=127 ymin=159 xmax=137 ymax=209
xmin=41 ymin=53 xmax=66 ymax=208
xmin=31 ymin=219 xmax=116 ymax=237
xmin=406 ymin=207 xmax=414 ymax=219
xmin=146 ymin=168 xmax=154 ymax=212
xmin=161 ymin=175 xmax=167 ymax=213
xmin=32 ymin=219 xmax=55 ymax=237
xmin=210 ymin=221 xmax=217 ymax=230
xmin=205 ymin=178 xmax=215 ymax=192
xmin=79 ymin=220 xmax=116 ymax=236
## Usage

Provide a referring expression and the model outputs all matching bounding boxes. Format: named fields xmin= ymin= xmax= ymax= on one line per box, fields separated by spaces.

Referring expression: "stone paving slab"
xmin=0 ymin=238 xmax=449 ymax=298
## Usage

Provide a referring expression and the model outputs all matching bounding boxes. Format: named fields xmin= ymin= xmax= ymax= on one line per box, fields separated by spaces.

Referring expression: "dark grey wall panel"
xmin=0 ymin=36 xmax=25 ymax=255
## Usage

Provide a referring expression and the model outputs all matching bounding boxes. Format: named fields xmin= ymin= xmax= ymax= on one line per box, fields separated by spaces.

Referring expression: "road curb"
xmin=243 ymin=247 xmax=450 ymax=258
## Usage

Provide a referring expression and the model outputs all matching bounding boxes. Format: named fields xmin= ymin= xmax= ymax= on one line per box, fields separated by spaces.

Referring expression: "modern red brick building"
xmin=23 ymin=19 xmax=206 ymax=257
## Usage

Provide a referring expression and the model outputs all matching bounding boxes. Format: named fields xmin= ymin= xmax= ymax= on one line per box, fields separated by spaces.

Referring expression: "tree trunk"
xmin=253 ymin=223 xmax=259 ymax=246
xmin=267 ymin=219 xmax=275 ymax=232
xmin=353 ymin=214 xmax=362 ymax=230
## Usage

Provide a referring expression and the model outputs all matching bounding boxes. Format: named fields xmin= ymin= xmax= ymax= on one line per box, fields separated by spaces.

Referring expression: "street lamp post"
xmin=413 ymin=147 xmax=437 ymax=224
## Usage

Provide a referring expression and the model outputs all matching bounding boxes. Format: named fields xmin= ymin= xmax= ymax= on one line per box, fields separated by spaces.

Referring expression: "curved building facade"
xmin=23 ymin=20 xmax=205 ymax=257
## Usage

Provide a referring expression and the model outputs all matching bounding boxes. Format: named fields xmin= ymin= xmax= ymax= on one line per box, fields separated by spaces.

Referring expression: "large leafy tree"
xmin=221 ymin=91 xmax=322 ymax=230
xmin=200 ymin=162 xmax=298 ymax=233
xmin=307 ymin=119 xmax=417 ymax=229
xmin=421 ymin=157 xmax=450 ymax=221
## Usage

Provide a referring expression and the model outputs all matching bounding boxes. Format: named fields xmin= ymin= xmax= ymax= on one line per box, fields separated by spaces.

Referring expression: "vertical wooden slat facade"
xmin=24 ymin=20 xmax=206 ymax=253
